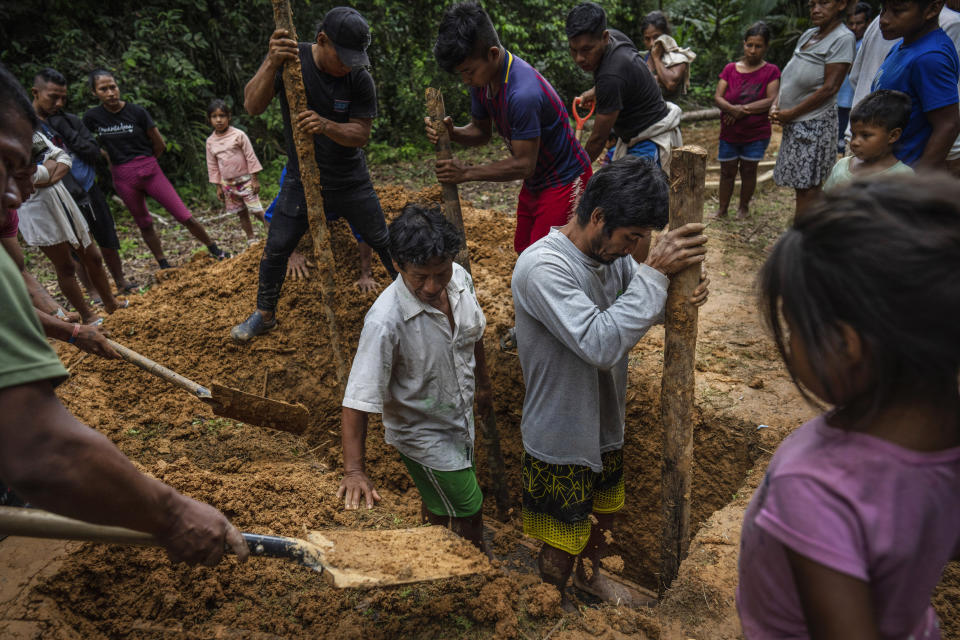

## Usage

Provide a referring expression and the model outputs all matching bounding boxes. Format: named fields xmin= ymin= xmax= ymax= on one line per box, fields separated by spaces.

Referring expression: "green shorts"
xmin=399 ymin=453 xmax=483 ymax=518
xmin=521 ymin=449 xmax=625 ymax=555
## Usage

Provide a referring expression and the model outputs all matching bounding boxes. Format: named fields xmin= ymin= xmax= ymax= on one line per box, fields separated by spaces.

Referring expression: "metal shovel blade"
xmin=207 ymin=383 xmax=309 ymax=435
xmin=304 ymin=526 xmax=490 ymax=589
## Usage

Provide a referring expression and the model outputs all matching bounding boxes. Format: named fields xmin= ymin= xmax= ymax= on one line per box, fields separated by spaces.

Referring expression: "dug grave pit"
xmin=16 ymin=184 xmax=783 ymax=637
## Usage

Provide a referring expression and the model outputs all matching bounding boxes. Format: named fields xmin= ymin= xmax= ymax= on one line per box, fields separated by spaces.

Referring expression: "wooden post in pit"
xmin=425 ymin=87 xmax=510 ymax=520
xmin=659 ymin=145 xmax=706 ymax=595
xmin=271 ymin=0 xmax=347 ymax=395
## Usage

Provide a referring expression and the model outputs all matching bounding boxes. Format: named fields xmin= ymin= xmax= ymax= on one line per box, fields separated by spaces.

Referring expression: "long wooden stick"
xmin=425 ymin=88 xmax=472 ymax=270
xmin=659 ymin=145 xmax=706 ymax=595
xmin=272 ymin=0 xmax=347 ymax=395
xmin=425 ymin=88 xmax=509 ymax=520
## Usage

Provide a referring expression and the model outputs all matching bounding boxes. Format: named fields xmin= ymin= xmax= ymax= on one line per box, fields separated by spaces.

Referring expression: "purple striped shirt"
xmin=471 ymin=51 xmax=590 ymax=193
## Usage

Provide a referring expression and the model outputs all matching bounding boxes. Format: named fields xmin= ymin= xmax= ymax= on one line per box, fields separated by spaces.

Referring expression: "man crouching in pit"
xmin=337 ymin=203 xmax=492 ymax=552
xmin=512 ymin=156 xmax=709 ymax=608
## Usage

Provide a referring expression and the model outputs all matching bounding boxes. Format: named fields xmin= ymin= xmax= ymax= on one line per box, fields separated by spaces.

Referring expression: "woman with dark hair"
xmin=738 ymin=174 xmax=960 ymax=638
xmin=713 ymin=22 xmax=780 ymax=219
xmin=83 ymin=69 xmax=229 ymax=269
xmin=770 ymin=0 xmax=855 ymax=218
xmin=641 ymin=11 xmax=696 ymax=99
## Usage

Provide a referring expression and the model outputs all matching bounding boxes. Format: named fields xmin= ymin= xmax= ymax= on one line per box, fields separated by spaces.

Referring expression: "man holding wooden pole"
xmin=425 ymin=2 xmax=592 ymax=257
xmin=231 ymin=6 xmax=398 ymax=342
xmin=511 ymin=157 xmax=708 ymax=608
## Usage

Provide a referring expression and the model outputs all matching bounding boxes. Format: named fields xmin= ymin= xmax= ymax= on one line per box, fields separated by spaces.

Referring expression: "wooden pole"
xmin=271 ymin=0 xmax=347 ymax=395
xmin=425 ymin=88 xmax=472 ymax=271
xmin=425 ymin=87 xmax=510 ymax=521
xmin=659 ymin=145 xmax=706 ymax=595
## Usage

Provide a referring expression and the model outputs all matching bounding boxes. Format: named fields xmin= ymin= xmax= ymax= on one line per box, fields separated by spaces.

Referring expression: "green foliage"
xmin=668 ymin=0 xmax=813 ymax=100
xmin=4 ymin=0 xmax=812 ymax=194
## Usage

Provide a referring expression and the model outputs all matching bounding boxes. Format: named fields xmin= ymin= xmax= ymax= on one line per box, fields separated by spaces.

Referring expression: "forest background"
xmin=4 ymin=0 xmax=822 ymax=204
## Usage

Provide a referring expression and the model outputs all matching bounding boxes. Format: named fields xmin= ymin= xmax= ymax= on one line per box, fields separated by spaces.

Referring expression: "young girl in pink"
xmin=205 ymin=100 xmax=265 ymax=245
xmin=738 ymin=175 xmax=960 ymax=638
xmin=714 ymin=22 xmax=780 ymax=219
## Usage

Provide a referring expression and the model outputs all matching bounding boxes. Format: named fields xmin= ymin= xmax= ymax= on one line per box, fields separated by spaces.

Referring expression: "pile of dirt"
xmin=28 ymin=185 xmax=610 ymax=638
xmin=17 ymin=178 xmax=958 ymax=638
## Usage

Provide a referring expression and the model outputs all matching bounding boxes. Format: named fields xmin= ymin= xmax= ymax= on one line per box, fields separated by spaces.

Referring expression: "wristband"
xmin=68 ymin=323 xmax=80 ymax=344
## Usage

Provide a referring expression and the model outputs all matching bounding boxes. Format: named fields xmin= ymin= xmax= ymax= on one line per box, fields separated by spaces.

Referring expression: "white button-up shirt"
xmin=342 ymin=263 xmax=487 ymax=471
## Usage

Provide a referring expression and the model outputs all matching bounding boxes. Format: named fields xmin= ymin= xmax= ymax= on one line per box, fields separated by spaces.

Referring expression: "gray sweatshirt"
xmin=512 ymin=229 xmax=669 ymax=472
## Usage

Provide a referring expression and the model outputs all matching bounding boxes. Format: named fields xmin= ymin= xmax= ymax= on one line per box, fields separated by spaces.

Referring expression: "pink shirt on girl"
xmin=205 ymin=126 xmax=262 ymax=184
xmin=737 ymin=414 xmax=960 ymax=639
xmin=718 ymin=62 xmax=781 ymax=144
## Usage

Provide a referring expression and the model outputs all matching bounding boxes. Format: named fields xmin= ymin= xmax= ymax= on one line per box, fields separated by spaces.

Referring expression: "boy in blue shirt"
xmin=872 ymin=0 xmax=960 ymax=168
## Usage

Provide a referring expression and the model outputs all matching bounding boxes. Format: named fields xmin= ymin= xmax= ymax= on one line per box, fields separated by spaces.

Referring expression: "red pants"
xmin=514 ymin=168 xmax=592 ymax=254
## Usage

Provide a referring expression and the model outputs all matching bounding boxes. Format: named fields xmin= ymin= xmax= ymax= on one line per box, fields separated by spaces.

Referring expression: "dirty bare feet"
xmin=736 ymin=205 xmax=750 ymax=219
xmin=710 ymin=209 xmax=728 ymax=219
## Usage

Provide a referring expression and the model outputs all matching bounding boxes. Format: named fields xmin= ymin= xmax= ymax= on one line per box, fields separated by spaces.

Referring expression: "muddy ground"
xmin=5 ymin=124 xmax=959 ymax=638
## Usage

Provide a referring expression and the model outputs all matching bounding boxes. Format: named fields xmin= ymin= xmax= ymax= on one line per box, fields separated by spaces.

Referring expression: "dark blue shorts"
xmin=718 ymin=138 xmax=770 ymax=162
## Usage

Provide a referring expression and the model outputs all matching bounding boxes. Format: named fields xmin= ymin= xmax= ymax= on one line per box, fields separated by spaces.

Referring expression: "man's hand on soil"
xmin=644 ymin=223 xmax=707 ymax=275
xmin=158 ymin=495 xmax=249 ymax=566
xmin=435 ymin=158 xmax=468 ymax=184
xmin=286 ymin=251 xmax=312 ymax=280
xmin=337 ymin=471 xmax=381 ymax=510
xmin=75 ymin=324 xmax=120 ymax=359
xmin=423 ymin=116 xmax=454 ymax=146
xmin=354 ymin=274 xmax=380 ymax=294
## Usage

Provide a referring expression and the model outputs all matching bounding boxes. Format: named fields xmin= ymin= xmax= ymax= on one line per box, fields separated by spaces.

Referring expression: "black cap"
xmin=321 ymin=7 xmax=371 ymax=68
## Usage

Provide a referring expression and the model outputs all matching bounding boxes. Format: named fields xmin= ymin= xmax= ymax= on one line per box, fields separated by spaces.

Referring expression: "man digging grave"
xmin=337 ymin=204 xmax=492 ymax=553
xmin=425 ymin=2 xmax=592 ymax=258
xmin=512 ymin=157 xmax=709 ymax=608
xmin=231 ymin=6 xmax=398 ymax=342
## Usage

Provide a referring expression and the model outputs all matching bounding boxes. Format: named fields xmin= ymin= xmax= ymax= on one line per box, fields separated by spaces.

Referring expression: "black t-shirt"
xmin=595 ymin=29 xmax=669 ymax=141
xmin=82 ymin=103 xmax=156 ymax=165
xmin=276 ymin=43 xmax=378 ymax=191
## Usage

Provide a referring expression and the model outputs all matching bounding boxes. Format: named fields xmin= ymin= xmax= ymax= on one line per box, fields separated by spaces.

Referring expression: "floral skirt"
xmin=774 ymin=109 xmax=838 ymax=190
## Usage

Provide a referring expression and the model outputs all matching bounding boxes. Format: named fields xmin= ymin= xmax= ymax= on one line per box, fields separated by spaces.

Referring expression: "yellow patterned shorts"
xmin=521 ymin=449 xmax=625 ymax=555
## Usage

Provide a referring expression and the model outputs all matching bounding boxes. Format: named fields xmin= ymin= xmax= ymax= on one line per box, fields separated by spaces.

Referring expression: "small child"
xmin=823 ymin=90 xmax=914 ymax=191
xmin=205 ymin=99 xmax=265 ymax=245
xmin=737 ymin=175 xmax=960 ymax=637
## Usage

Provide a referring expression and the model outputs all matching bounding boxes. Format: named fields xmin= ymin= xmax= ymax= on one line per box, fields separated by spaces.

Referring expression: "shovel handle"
xmin=108 ymin=339 xmax=210 ymax=399
xmin=0 ymin=507 xmax=323 ymax=572
xmin=572 ymin=96 xmax=595 ymax=131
